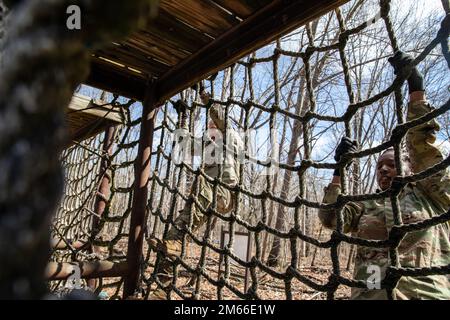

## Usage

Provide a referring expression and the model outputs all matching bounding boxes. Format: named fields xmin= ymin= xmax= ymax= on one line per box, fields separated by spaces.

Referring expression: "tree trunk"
xmin=267 ymin=83 xmax=307 ymax=267
xmin=262 ymin=94 xmax=291 ymax=262
xmin=310 ymin=226 xmax=323 ymax=267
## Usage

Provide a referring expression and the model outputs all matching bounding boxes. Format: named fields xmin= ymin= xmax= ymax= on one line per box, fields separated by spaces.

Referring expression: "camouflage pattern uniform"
xmin=150 ymin=104 xmax=244 ymax=299
xmin=166 ymin=104 xmax=244 ymax=241
xmin=319 ymin=100 xmax=450 ymax=300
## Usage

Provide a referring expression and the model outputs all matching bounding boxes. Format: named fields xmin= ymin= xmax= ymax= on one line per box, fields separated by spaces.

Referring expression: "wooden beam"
xmin=154 ymin=0 xmax=349 ymax=105
xmin=68 ymin=94 xmax=123 ymax=122
xmin=124 ymin=36 xmax=186 ymax=66
xmin=146 ymin=8 xmax=213 ymax=53
xmin=65 ymin=94 xmax=124 ymax=145
xmin=85 ymin=61 xmax=147 ymax=101
xmin=51 ymin=239 xmax=89 ymax=251
xmin=95 ymin=47 xmax=170 ymax=75
xmin=46 ymin=261 xmax=128 ymax=280
xmin=159 ymin=0 xmax=241 ymax=38
xmin=123 ymin=89 xmax=159 ymax=298
xmin=214 ymin=0 xmax=259 ymax=19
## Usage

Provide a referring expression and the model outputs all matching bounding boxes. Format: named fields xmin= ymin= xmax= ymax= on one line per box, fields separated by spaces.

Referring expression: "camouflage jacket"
xmin=319 ymin=100 xmax=450 ymax=300
xmin=203 ymin=128 xmax=244 ymax=186
xmin=174 ymin=127 xmax=244 ymax=186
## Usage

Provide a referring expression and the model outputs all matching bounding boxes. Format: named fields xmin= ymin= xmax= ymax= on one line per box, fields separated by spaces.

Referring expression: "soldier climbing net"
xmin=50 ymin=0 xmax=450 ymax=300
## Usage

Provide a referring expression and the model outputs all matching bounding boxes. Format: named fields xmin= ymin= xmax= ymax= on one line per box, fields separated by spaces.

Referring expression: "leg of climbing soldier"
xmin=166 ymin=175 xmax=213 ymax=241
xmin=149 ymin=175 xmax=213 ymax=299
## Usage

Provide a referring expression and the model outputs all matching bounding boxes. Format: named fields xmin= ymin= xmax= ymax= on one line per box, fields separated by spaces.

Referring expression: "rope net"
xmin=50 ymin=0 xmax=450 ymax=300
xmin=50 ymin=98 xmax=140 ymax=298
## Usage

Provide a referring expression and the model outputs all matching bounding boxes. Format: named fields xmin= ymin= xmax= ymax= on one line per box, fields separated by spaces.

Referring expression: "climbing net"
xmin=51 ymin=0 xmax=450 ymax=300
xmin=50 ymin=98 xmax=140 ymax=298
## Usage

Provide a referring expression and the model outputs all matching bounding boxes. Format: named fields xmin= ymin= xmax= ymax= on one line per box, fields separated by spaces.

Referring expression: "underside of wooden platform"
xmin=66 ymin=94 xmax=124 ymax=145
xmin=84 ymin=0 xmax=349 ymax=103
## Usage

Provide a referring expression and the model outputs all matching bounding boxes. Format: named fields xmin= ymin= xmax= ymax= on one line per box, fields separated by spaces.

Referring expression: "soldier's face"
xmin=376 ymin=150 xmax=397 ymax=190
xmin=207 ymin=120 xmax=220 ymax=141
xmin=208 ymin=120 xmax=217 ymax=130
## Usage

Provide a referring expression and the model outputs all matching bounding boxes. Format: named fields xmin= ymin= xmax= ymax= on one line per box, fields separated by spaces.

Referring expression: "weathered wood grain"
xmin=212 ymin=0 xmax=270 ymax=19
xmin=159 ymin=0 xmax=240 ymax=37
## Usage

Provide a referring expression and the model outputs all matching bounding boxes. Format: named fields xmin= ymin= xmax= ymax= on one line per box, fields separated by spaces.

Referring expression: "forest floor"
xmin=99 ymin=240 xmax=353 ymax=300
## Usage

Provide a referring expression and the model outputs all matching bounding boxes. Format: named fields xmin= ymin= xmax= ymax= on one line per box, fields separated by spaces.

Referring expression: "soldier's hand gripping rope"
xmin=174 ymin=99 xmax=189 ymax=129
xmin=388 ymin=51 xmax=425 ymax=93
xmin=333 ymin=137 xmax=359 ymax=177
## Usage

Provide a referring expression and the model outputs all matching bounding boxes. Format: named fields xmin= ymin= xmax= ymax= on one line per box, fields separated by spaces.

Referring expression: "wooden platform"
xmin=85 ymin=0 xmax=349 ymax=103
xmin=66 ymin=94 xmax=124 ymax=145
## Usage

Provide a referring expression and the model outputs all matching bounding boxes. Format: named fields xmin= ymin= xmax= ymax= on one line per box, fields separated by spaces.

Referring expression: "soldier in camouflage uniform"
xmin=148 ymin=88 xmax=244 ymax=300
xmin=319 ymin=51 xmax=450 ymax=300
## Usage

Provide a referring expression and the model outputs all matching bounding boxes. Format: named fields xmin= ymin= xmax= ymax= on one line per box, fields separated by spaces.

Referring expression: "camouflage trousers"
xmin=166 ymin=175 xmax=234 ymax=241
xmin=151 ymin=176 xmax=234 ymax=299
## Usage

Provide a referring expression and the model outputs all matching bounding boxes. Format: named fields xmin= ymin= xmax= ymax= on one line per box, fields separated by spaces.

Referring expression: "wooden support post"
xmin=123 ymin=86 xmax=158 ymax=298
xmin=87 ymin=125 xmax=117 ymax=289
xmin=92 ymin=125 xmax=117 ymax=234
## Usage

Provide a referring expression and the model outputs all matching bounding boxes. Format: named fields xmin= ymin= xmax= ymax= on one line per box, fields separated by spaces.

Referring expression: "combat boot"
xmin=148 ymin=237 xmax=182 ymax=261
xmin=148 ymin=287 xmax=168 ymax=300
xmin=147 ymin=238 xmax=182 ymax=300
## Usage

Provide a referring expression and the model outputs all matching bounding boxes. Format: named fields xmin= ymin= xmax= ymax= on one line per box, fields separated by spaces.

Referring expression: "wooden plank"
xmin=85 ymin=61 xmax=147 ymax=101
xmin=153 ymin=0 xmax=350 ymax=105
xmin=97 ymin=47 xmax=171 ymax=74
xmin=96 ymin=47 xmax=170 ymax=75
xmin=132 ymin=32 xmax=190 ymax=61
xmin=211 ymin=0 xmax=267 ymax=18
xmin=68 ymin=94 xmax=90 ymax=110
xmin=68 ymin=94 xmax=123 ymax=123
xmin=84 ymin=5 xmax=215 ymax=100
xmin=124 ymin=37 xmax=185 ymax=66
xmin=210 ymin=0 xmax=253 ymax=19
xmin=130 ymin=32 xmax=191 ymax=68
xmin=65 ymin=94 xmax=124 ymax=145
xmin=91 ymin=55 xmax=150 ymax=79
xmin=46 ymin=261 xmax=128 ymax=280
xmin=159 ymin=0 xmax=240 ymax=37
xmin=51 ymin=238 xmax=89 ymax=251
xmin=145 ymin=9 xmax=212 ymax=53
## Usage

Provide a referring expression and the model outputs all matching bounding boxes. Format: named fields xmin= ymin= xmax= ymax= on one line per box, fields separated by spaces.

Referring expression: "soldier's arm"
xmin=318 ymin=176 xmax=364 ymax=233
xmin=173 ymin=98 xmax=207 ymax=158
xmin=406 ymin=92 xmax=450 ymax=208
xmin=222 ymin=130 xmax=245 ymax=186
xmin=388 ymin=52 xmax=449 ymax=209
